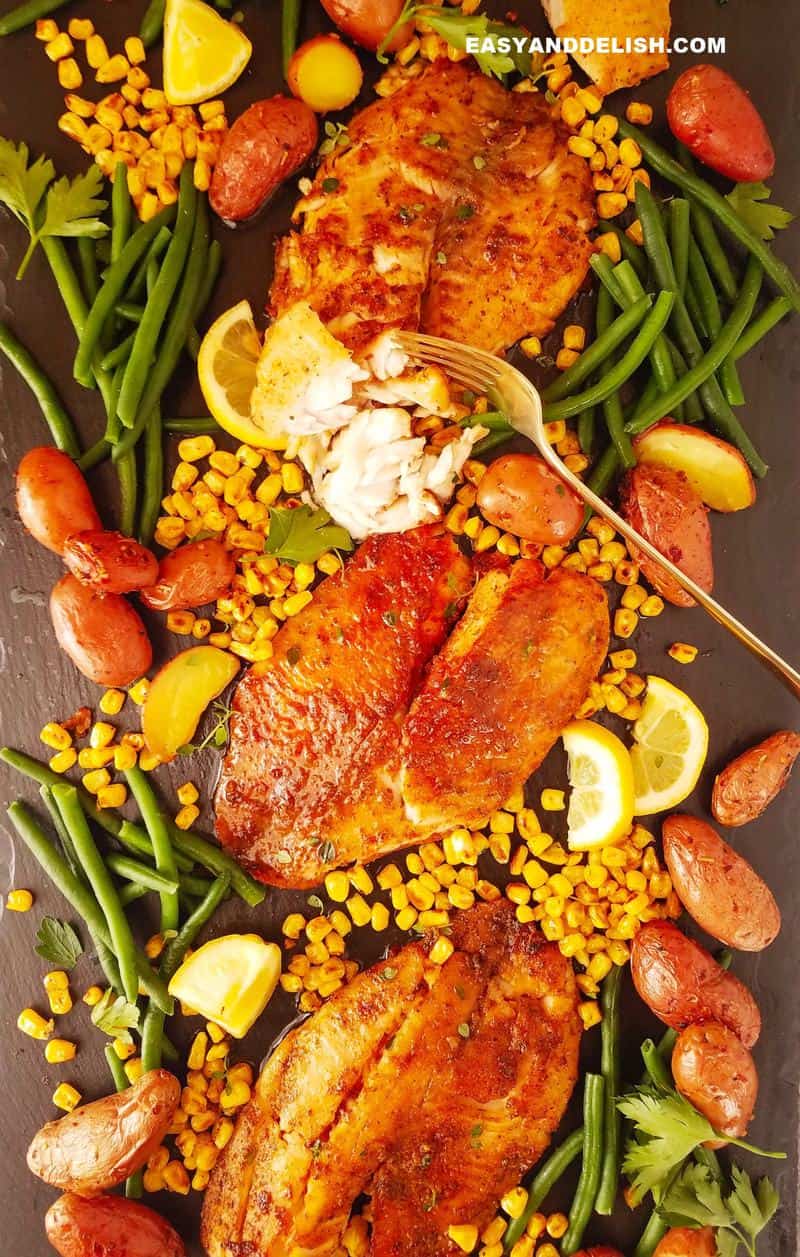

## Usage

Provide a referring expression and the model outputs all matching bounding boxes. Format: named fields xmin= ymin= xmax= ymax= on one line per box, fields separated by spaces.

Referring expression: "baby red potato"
xmin=712 ymin=730 xmax=800 ymax=827
xmin=63 ymin=530 xmax=159 ymax=594
xmin=50 ymin=574 xmax=152 ymax=687
xmin=16 ymin=446 xmax=101 ymax=555
xmin=667 ymin=64 xmax=775 ymax=182
xmin=620 ymin=463 xmax=713 ymax=607
xmin=476 ymin=453 xmax=585 ymax=544
xmin=45 ymin=1193 xmax=185 ymax=1257
xmin=140 ymin=537 xmax=236 ymax=611
xmin=671 ymin=1021 xmax=758 ymax=1142
xmin=632 ymin=422 xmax=756 ymax=513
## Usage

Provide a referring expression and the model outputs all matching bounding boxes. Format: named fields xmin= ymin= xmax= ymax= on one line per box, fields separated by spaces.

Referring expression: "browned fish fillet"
xmin=200 ymin=903 xmax=582 ymax=1257
xmin=214 ymin=524 xmax=472 ymax=888
xmin=402 ymin=562 xmax=611 ymax=831
xmin=270 ymin=60 xmax=594 ymax=355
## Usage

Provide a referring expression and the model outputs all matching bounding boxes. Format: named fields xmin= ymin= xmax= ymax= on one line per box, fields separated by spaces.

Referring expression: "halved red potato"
xmin=46 ymin=1193 xmax=185 ymax=1257
xmin=620 ymin=463 xmax=713 ymax=607
xmin=142 ymin=645 xmax=239 ymax=762
xmin=633 ymin=422 xmax=756 ymax=512
xmin=654 ymin=1228 xmax=716 ymax=1257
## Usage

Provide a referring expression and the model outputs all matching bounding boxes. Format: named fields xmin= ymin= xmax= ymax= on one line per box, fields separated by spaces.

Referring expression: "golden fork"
xmin=395 ymin=330 xmax=800 ymax=702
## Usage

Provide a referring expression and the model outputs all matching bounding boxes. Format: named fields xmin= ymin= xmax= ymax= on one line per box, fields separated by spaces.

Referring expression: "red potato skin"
xmin=573 ymin=1250 xmax=626 ymax=1257
xmin=139 ymin=538 xmax=236 ymax=611
xmin=28 ymin=1070 xmax=180 ymax=1196
xmin=620 ymin=463 xmax=713 ymax=607
xmin=45 ymin=1193 xmax=185 ymax=1257
xmin=663 ymin=813 xmax=780 ymax=951
xmin=16 ymin=446 xmax=101 ymax=556
xmin=630 ymin=920 xmax=761 ymax=1048
xmin=712 ymin=730 xmax=800 ymax=827
xmin=671 ymin=1021 xmax=758 ymax=1141
xmin=476 ymin=453 xmax=585 ymax=544
xmin=319 ymin=0 xmax=411 ymax=51
xmin=50 ymin=573 xmax=152 ymax=687
xmin=667 ymin=64 xmax=775 ymax=183
xmin=63 ymin=530 xmax=159 ymax=594
xmin=210 ymin=97 xmax=318 ymax=222
xmin=654 ymin=1227 xmax=716 ymax=1257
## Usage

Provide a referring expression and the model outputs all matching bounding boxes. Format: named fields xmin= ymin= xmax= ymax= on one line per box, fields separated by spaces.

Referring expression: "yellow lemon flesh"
xmin=562 ymin=719 xmax=635 ymax=850
xmin=164 ymin=0 xmax=252 ymax=106
xmin=168 ymin=933 xmax=281 ymax=1038
xmin=198 ymin=301 xmax=286 ymax=448
xmin=630 ymin=675 xmax=709 ymax=816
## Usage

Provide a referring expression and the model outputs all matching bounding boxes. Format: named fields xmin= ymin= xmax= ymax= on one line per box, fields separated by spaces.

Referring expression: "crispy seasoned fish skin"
xmin=270 ymin=61 xmax=594 ymax=355
xmin=213 ymin=524 xmax=472 ymax=888
xmin=402 ymin=563 xmax=611 ymax=832
xmin=201 ymin=904 xmax=581 ymax=1257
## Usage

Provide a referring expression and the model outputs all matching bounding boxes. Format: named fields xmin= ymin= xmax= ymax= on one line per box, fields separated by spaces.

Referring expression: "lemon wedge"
xmin=198 ymin=301 xmax=285 ymax=448
xmin=164 ymin=0 xmax=252 ymax=106
xmin=630 ymin=675 xmax=709 ymax=816
xmin=168 ymin=934 xmax=280 ymax=1038
xmin=562 ymin=720 xmax=635 ymax=850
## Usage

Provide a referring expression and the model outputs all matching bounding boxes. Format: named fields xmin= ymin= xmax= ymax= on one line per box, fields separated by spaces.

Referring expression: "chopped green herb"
xmin=436 ymin=250 xmax=447 ymax=264
xmin=456 ymin=203 xmax=476 ymax=220
xmin=307 ymin=894 xmax=324 ymax=912
xmin=382 ymin=610 xmax=398 ymax=626
xmin=378 ymin=4 xmax=545 ymax=82
xmin=286 ymin=645 xmax=302 ymax=666
xmin=317 ymin=840 xmax=336 ymax=864
xmin=265 ymin=504 xmax=353 ymax=566
xmin=381 ymin=966 xmax=398 ymax=981
xmin=421 ymin=132 xmax=448 ymax=149
xmin=321 ymin=177 xmax=340 ymax=194
xmin=472 ymin=154 xmax=486 ymax=170
xmin=34 ymin=917 xmax=83 ymax=969
xmin=726 ymin=181 xmax=794 ymax=241
xmin=91 ymin=989 xmax=140 ymax=1046
xmin=457 ymin=1021 xmax=471 ymax=1038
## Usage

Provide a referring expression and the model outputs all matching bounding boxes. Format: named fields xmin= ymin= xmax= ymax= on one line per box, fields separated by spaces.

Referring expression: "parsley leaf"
xmin=38 ymin=166 xmax=108 ymax=242
xmin=659 ymin=1162 xmax=780 ymax=1257
xmin=378 ymin=3 xmax=545 ymax=82
xmin=91 ymin=989 xmax=140 ymax=1045
xmin=0 ymin=136 xmax=54 ymax=235
xmin=726 ymin=182 xmax=794 ymax=241
xmin=265 ymin=505 xmax=353 ymax=565
xmin=35 ymin=917 xmax=83 ymax=969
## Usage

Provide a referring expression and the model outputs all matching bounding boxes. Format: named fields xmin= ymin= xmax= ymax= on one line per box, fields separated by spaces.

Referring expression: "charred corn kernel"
xmin=128 ymin=677 xmax=150 ymax=705
xmin=448 ymin=1225 xmax=478 ymax=1253
xmin=619 ymin=587 xmax=646 ymax=616
xmin=192 ymin=156 xmax=211 ymax=192
xmin=280 ymin=462 xmax=304 ymax=494
xmin=482 ymin=1219 xmax=507 ymax=1246
xmin=560 ymin=95 xmax=586 ymax=129
xmin=546 ymin=65 xmax=571 ymax=93
xmin=668 ymin=641 xmax=698 ymax=664
xmin=145 ymin=932 xmax=168 ymax=960
xmin=579 ymin=1000 xmax=603 ymax=1029
xmin=596 ymin=231 xmax=622 ymax=263
xmin=626 ymin=98 xmax=654 ymax=125
xmin=596 ymin=191 xmax=628 ymax=218
xmin=509 ymin=1240 xmax=534 ymax=1257
xmin=82 ymin=768 xmax=111 ymax=795
xmin=40 ymin=722 xmax=72 ymax=751
xmin=163 ymin=1161 xmax=190 ymax=1194
xmin=18 ymin=1008 xmax=54 ymax=1039
xmin=501 ymin=1187 xmax=528 ymax=1219
xmin=555 ymin=347 xmax=580 ymax=371
xmin=124 ymin=35 xmax=146 ymax=64
xmin=88 ymin=720 xmax=115 ymax=750
xmin=84 ymin=31 xmax=108 ymax=65
xmin=396 ymin=905 xmax=419 ymax=930
xmin=45 ymin=1038 xmax=76 ymax=1065
xmin=112 ymin=1036 xmax=136 ymax=1060
xmin=58 ymin=58 xmax=82 ymax=89
xmin=544 ymin=419 xmax=566 ymax=445
xmin=520 ymin=335 xmax=542 ymax=358
xmin=35 ymin=17 xmax=59 ymax=39
xmin=96 ymin=784 xmax=128 ymax=810
xmin=165 ymin=610 xmax=195 ymax=636
xmin=614 ymin=608 xmax=639 ymax=639
xmin=567 ymin=136 xmax=596 ymax=159
xmin=591 ymin=113 xmax=618 ymax=144
xmin=97 ymin=689 xmax=125 ymax=718
xmin=626 ymin=219 xmax=645 ymax=246
xmin=368 ymin=902 xmax=389 ymax=932
xmin=428 ymin=935 xmax=455 ymax=966
xmin=53 ymin=1083 xmax=81 ymax=1111
xmin=619 ymin=136 xmax=643 ymax=168
xmin=126 ymin=65 xmax=150 ymax=91
xmin=524 ymin=1213 xmax=546 ymax=1241
xmin=83 ymin=985 xmax=103 ymax=1006
xmin=609 ymin=648 xmax=636 ymax=670
xmin=540 ymin=789 xmax=565 ymax=812
xmin=7 ymin=887 xmax=34 ymax=912
xmin=563 ymin=324 xmax=586 ymax=352
xmin=96 ymin=53 xmax=130 ymax=83
xmin=593 ymin=173 xmax=614 ymax=192
xmin=78 ymin=747 xmax=114 ymax=769
xmin=544 ymin=1212 xmax=569 ymax=1240
xmin=640 ymin=595 xmax=664 ymax=618
xmin=45 ymin=31 xmax=73 ymax=60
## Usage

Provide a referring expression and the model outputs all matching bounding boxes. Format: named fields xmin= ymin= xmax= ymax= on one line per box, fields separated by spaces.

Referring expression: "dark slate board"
xmin=0 ymin=1 xmax=798 ymax=1253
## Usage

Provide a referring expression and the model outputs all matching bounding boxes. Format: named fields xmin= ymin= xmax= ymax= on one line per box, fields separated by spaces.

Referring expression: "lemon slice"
xmin=198 ymin=301 xmax=284 ymax=448
xmin=164 ymin=0 xmax=252 ymax=106
xmin=630 ymin=675 xmax=709 ymax=816
xmin=169 ymin=934 xmax=281 ymax=1039
xmin=562 ymin=720 xmax=635 ymax=850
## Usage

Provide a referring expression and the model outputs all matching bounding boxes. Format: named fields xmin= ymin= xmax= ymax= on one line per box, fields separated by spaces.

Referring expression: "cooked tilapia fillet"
xmin=270 ymin=61 xmax=594 ymax=355
xmin=214 ymin=525 xmax=472 ymax=888
xmin=541 ymin=0 xmax=670 ymax=94
xmin=201 ymin=902 xmax=582 ymax=1257
xmin=402 ymin=562 xmax=611 ymax=832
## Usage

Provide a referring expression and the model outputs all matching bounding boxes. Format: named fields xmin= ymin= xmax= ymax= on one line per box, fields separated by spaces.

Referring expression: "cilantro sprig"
xmin=35 ymin=917 xmax=83 ymax=969
xmin=90 ymin=988 xmax=140 ymax=1045
xmin=265 ymin=504 xmax=353 ymax=565
xmin=659 ymin=1162 xmax=780 ymax=1257
xmin=0 ymin=135 xmax=108 ymax=279
xmin=726 ymin=182 xmax=794 ymax=242
xmin=378 ymin=3 xmax=545 ymax=82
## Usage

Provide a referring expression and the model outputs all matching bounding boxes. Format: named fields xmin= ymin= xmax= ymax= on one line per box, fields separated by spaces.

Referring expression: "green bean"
xmin=281 ymin=0 xmax=301 ymax=75
xmin=100 ymin=329 xmax=136 ymax=373
xmin=719 ymin=355 xmax=745 ymax=407
xmin=626 ymin=376 xmax=662 ymax=433
xmin=585 ymin=443 xmax=619 ymax=502
xmin=688 ymin=234 xmax=722 ymax=337
xmin=146 ymin=257 xmax=159 ymax=296
xmin=562 ymin=1074 xmax=605 ymax=1254
xmin=127 ymin=226 xmax=172 ymax=303
xmin=117 ymin=165 xmax=197 ymax=428
xmin=610 ymin=261 xmax=680 ymax=414
xmin=503 ymin=1127 xmax=584 ymax=1250
xmin=186 ymin=237 xmax=222 ymax=359
xmin=665 ymin=338 xmax=704 ymax=424
xmin=734 ymin=296 xmax=792 ymax=360
xmin=0 ymin=746 xmax=264 ymax=905
xmin=594 ymin=286 xmax=635 ymax=470
xmin=138 ymin=406 xmax=163 ymax=546
xmin=115 ymin=301 xmax=144 ymax=323
xmin=577 ymin=406 xmax=595 ymax=455
xmin=589 ymin=253 xmax=626 ymax=307
xmin=595 ymin=967 xmax=623 ymax=1215
xmin=118 ymin=882 xmax=149 ymax=908
xmin=541 ymin=296 xmax=652 ymax=403
xmin=51 ymin=785 xmax=140 ymax=1003
xmin=106 ymin=852 xmax=179 ymax=896
xmin=164 ymin=416 xmax=219 ymax=434
xmin=140 ymin=0 xmax=165 ymax=47
xmin=620 ymin=120 xmax=800 ymax=310
xmin=114 ymin=194 xmax=210 ymax=460
xmin=634 ymin=184 xmax=766 ymax=473
xmin=125 ymin=767 xmax=179 ymax=932
xmin=0 ymin=323 xmax=80 ymax=456
xmin=180 ymin=873 xmax=217 ymax=897
xmin=74 ymin=207 xmax=175 ymax=389
xmin=6 ymin=799 xmax=171 ymax=1011
xmin=117 ymin=449 xmax=138 ymax=537
xmin=597 ymin=219 xmax=648 ymax=279
xmin=78 ymin=437 xmax=111 ymax=471
xmin=676 ymin=145 xmax=739 ymax=303
xmin=625 ymin=256 xmax=765 ymax=466
xmin=0 ymin=0 xmax=71 ymax=35
xmin=542 ymin=292 xmax=674 ymax=423
xmin=461 ymin=411 xmax=510 ymax=431
xmin=104 ymin=1042 xmax=129 ymax=1092
xmin=77 ymin=237 xmax=100 ymax=305
xmin=684 ymin=276 xmax=709 ymax=341
xmin=473 ymin=430 xmax=514 ymax=457
xmin=641 ymin=1038 xmax=673 ymax=1089
xmin=634 ymin=1208 xmax=668 ymax=1257
xmin=668 ymin=199 xmax=690 ymax=296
